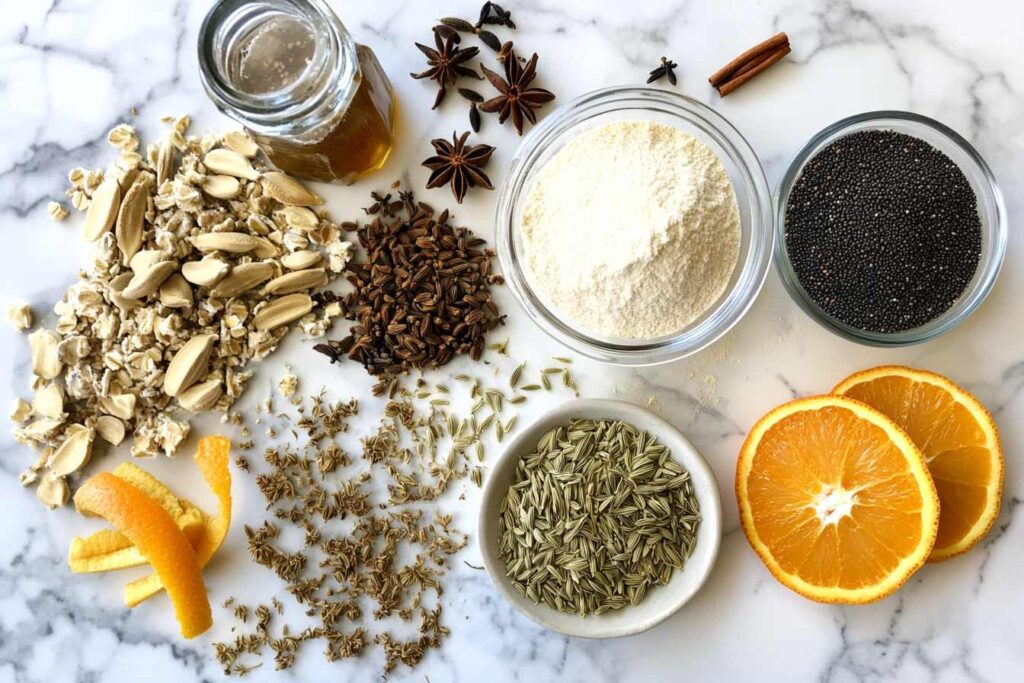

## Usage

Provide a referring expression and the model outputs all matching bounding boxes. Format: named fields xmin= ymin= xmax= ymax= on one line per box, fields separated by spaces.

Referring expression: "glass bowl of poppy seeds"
xmin=775 ymin=111 xmax=1006 ymax=346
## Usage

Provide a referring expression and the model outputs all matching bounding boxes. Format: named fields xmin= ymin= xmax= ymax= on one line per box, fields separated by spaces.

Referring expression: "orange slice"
xmin=73 ymin=472 xmax=212 ymax=638
xmin=124 ymin=435 xmax=232 ymax=607
xmin=737 ymin=395 xmax=939 ymax=604
xmin=834 ymin=366 xmax=1003 ymax=562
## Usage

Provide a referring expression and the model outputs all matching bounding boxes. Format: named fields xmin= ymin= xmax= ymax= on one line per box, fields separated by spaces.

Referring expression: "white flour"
xmin=521 ymin=120 xmax=741 ymax=339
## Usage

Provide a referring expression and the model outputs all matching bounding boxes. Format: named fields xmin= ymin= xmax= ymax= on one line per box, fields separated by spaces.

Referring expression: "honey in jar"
xmin=198 ymin=0 xmax=396 ymax=184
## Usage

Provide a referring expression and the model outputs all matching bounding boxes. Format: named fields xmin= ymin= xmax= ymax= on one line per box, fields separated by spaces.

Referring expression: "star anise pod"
xmin=410 ymin=29 xmax=481 ymax=109
xmin=422 ymin=132 xmax=495 ymax=204
xmin=479 ymin=51 xmax=555 ymax=135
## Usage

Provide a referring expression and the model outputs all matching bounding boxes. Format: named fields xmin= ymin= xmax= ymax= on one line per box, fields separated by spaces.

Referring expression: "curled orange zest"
xmin=68 ymin=462 xmax=204 ymax=573
xmin=125 ymin=435 xmax=232 ymax=607
xmin=73 ymin=472 xmax=212 ymax=638
xmin=68 ymin=507 xmax=204 ymax=573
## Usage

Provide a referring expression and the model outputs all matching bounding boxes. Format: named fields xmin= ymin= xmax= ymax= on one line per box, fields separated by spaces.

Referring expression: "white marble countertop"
xmin=1 ymin=1 xmax=1022 ymax=681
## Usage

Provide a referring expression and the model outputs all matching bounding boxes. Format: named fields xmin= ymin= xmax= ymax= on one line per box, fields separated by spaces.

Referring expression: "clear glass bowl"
xmin=775 ymin=111 xmax=1007 ymax=346
xmin=495 ymin=87 xmax=774 ymax=365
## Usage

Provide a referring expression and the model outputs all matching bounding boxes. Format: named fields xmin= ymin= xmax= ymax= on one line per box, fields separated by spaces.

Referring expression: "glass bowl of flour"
xmin=496 ymin=86 xmax=773 ymax=365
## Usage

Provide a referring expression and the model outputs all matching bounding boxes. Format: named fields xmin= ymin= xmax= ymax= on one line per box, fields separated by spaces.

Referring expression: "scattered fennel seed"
xmin=510 ymin=362 xmax=525 ymax=388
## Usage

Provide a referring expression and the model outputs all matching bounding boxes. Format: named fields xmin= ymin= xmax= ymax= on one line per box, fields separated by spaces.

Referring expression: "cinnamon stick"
xmin=717 ymin=43 xmax=791 ymax=96
xmin=731 ymin=42 xmax=787 ymax=79
xmin=708 ymin=31 xmax=789 ymax=87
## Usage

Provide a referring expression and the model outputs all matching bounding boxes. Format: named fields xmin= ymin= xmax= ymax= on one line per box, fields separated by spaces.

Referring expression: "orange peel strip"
xmin=68 ymin=463 xmax=204 ymax=573
xmin=73 ymin=472 xmax=212 ymax=639
xmin=111 ymin=462 xmax=187 ymax=517
xmin=125 ymin=436 xmax=232 ymax=608
xmin=69 ymin=507 xmax=204 ymax=573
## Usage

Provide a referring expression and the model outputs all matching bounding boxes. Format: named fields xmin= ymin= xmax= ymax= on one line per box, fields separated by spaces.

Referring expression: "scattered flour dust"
xmin=521 ymin=120 xmax=741 ymax=339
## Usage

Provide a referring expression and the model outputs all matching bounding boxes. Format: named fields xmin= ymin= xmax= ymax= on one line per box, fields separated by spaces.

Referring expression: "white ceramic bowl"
xmin=478 ymin=399 xmax=722 ymax=638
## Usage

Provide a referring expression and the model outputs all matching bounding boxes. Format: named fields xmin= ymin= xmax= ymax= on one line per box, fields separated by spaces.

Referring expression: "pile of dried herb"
xmin=313 ymin=188 xmax=505 ymax=376
xmin=498 ymin=418 xmax=701 ymax=616
xmin=214 ymin=390 xmax=467 ymax=675
xmin=215 ymin=356 xmax=581 ymax=675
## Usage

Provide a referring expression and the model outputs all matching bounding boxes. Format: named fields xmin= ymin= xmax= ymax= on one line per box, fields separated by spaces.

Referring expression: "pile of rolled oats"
xmin=12 ymin=118 xmax=352 ymax=508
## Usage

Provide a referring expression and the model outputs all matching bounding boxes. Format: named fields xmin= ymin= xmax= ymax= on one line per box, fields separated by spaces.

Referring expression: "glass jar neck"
xmin=197 ymin=0 xmax=358 ymax=138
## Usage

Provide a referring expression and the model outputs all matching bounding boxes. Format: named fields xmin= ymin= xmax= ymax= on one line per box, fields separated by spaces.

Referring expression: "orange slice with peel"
xmin=834 ymin=366 xmax=1003 ymax=562
xmin=737 ymin=395 xmax=939 ymax=604
xmin=125 ymin=435 xmax=232 ymax=607
xmin=73 ymin=472 xmax=212 ymax=638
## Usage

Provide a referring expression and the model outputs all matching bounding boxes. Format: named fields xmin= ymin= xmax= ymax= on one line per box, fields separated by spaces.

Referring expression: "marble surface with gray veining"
xmin=1 ymin=1 xmax=1022 ymax=681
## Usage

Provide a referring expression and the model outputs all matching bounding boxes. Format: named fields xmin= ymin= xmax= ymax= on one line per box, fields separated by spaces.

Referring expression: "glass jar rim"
xmin=197 ymin=0 xmax=357 ymax=136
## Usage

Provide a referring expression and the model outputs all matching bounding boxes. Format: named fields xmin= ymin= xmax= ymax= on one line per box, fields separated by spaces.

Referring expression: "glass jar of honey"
xmin=198 ymin=0 xmax=396 ymax=184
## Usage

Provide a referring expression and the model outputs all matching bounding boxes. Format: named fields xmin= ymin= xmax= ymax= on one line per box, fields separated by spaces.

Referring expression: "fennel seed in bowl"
xmin=497 ymin=418 xmax=701 ymax=616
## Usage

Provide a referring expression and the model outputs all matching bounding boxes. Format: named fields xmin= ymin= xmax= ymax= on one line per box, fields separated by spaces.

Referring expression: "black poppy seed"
xmin=784 ymin=129 xmax=982 ymax=333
